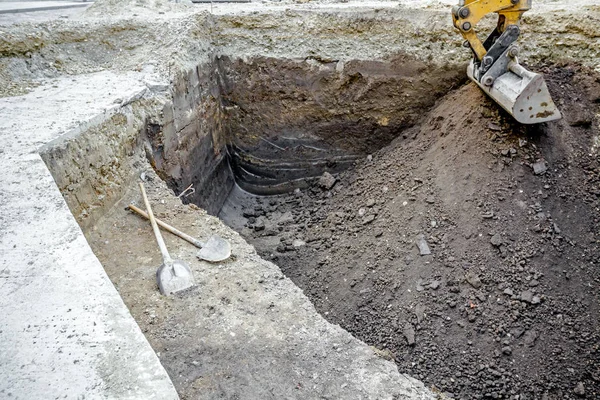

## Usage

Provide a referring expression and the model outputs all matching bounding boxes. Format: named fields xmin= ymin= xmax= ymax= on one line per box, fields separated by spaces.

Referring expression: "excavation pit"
xmin=3 ymin=2 xmax=600 ymax=399
xmin=39 ymin=56 xmax=600 ymax=399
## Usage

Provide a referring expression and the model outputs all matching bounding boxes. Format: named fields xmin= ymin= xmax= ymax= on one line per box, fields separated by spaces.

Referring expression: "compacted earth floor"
xmin=219 ymin=64 xmax=600 ymax=399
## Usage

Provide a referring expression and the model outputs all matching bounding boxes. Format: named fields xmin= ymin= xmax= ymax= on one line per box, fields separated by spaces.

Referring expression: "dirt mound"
xmin=231 ymin=64 xmax=600 ymax=398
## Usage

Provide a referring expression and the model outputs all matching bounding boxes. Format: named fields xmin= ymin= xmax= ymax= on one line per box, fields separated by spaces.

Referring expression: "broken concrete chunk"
xmin=532 ymin=160 xmax=547 ymax=175
xmin=318 ymin=171 xmax=337 ymax=190
xmin=416 ymin=235 xmax=431 ymax=255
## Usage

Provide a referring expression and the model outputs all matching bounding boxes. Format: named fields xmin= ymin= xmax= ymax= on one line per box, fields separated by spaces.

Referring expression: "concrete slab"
xmin=0 ymin=72 xmax=178 ymax=399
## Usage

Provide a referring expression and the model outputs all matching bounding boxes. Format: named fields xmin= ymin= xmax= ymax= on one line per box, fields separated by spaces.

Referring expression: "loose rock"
xmin=465 ymin=272 xmax=482 ymax=289
xmin=533 ymin=161 xmax=548 ymax=175
xmin=416 ymin=235 xmax=431 ymax=255
xmin=318 ymin=172 xmax=337 ymax=190
xmin=403 ymin=323 xmax=416 ymax=346
xmin=490 ymin=233 xmax=503 ymax=247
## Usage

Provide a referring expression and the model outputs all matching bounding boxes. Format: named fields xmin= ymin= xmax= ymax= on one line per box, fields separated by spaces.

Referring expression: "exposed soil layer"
xmin=221 ymin=65 xmax=600 ymax=399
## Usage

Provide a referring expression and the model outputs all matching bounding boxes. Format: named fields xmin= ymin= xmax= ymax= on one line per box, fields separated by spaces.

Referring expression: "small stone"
xmin=358 ymin=208 xmax=366 ymax=217
xmin=366 ymin=199 xmax=376 ymax=207
xmin=529 ymin=279 xmax=539 ymax=287
xmin=520 ymin=290 xmax=534 ymax=303
xmin=532 ymin=295 xmax=541 ymax=305
xmin=362 ymin=214 xmax=376 ymax=225
xmin=553 ymin=223 xmax=561 ymax=234
xmin=425 ymin=197 xmax=435 ymax=204
xmin=574 ymin=382 xmax=585 ymax=396
xmin=414 ymin=304 xmax=425 ymax=324
xmin=532 ymin=161 xmax=548 ymax=175
xmin=416 ymin=235 xmax=431 ymax=256
xmin=292 ymin=239 xmax=306 ymax=248
xmin=403 ymin=323 xmax=416 ymax=346
xmin=523 ymin=329 xmax=538 ymax=347
xmin=253 ymin=219 xmax=265 ymax=231
xmin=502 ymin=346 xmax=512 ymax=355
xmin=488 ymin=122 xmax=502 ymax=131
xmin=490 ymin=233 xmax=503 ymax=247
xmin=429 ymin=281 xmax=441 ymax=290
xmin=503 ymin=288 xmax=514 ymax=296
xmin=144 ymin=79 xmax=170 ymax=92
xmin=465 ymin=272 xmax=482 ymax=289
xmin=366 ymin=154 xmax=373 ymax=162
xmin=482 ymin=211 xmax=494 ymax=219
xmin=318 ymin=172 xmax=337 ymax=190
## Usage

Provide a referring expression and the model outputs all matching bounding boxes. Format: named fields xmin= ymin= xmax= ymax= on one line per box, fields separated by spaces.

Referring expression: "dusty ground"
xmin=223 ymin=65 xmax=600 ymax=399
xmin=85 ymin=170 xmax=436 ymax=400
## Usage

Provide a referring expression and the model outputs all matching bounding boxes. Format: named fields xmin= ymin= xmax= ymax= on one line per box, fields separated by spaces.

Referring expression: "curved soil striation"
xmin=231 ymin=64 xmax=600 ymax=399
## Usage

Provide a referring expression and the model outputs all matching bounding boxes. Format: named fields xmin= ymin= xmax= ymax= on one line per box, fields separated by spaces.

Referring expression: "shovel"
xmin=139 ymin=182 xmax=195 ymax=296
xmin=128 ymin=204 xmax=231 ymax=262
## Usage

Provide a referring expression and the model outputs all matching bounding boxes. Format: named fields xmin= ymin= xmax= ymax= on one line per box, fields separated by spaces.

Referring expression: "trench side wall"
xmin=149 ymin=61 xmax=233 ymax=215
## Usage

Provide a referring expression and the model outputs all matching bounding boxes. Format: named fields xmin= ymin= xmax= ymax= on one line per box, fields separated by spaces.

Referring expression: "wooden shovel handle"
xmin=139 ymin=182 xmax=173 ymax=264
xmin=128 ymin=204 xmax=204 ymax=249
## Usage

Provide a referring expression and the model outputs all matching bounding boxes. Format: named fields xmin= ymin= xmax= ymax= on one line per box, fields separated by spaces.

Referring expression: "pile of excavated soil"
xmin=226 ymin=64 xmax=600 ymax=399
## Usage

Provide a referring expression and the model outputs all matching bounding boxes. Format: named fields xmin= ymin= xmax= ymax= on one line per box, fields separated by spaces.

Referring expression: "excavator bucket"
xmin=467 ymin=60 xmax=561 ymax=124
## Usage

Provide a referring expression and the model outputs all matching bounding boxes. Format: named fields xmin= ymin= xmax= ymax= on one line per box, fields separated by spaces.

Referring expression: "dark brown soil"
xmin=222 ymin=65 xmax=600 ymax=399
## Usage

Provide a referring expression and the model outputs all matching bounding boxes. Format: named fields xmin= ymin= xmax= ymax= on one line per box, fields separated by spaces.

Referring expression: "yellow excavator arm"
xmin=452 ymin=0 xmax=530 ymax=60
xmin=451 ymin=0 xmax=561 ymax=124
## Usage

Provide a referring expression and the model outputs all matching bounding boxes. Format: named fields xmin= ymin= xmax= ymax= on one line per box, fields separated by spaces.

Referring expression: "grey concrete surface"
xmin=0 ymin=71 xmax=178 ymax=400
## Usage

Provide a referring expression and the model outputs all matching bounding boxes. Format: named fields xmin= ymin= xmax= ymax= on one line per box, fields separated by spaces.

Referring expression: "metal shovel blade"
xmin=156 ymin=259 xmax=195 ymax=296
xmin=197 ymin=235 xmax=231 ymax=263
xmin=468 ymin=60 xmax=561 ymax=124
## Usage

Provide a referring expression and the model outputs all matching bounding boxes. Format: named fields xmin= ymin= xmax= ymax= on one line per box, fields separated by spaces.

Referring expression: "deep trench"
xmin=148 ymin=54 xmax=465 ymax=215
xmin=150 ymin=60 xmax=600 ymax=398
xmin=40 ymin=57 xmax=600 ymax=397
